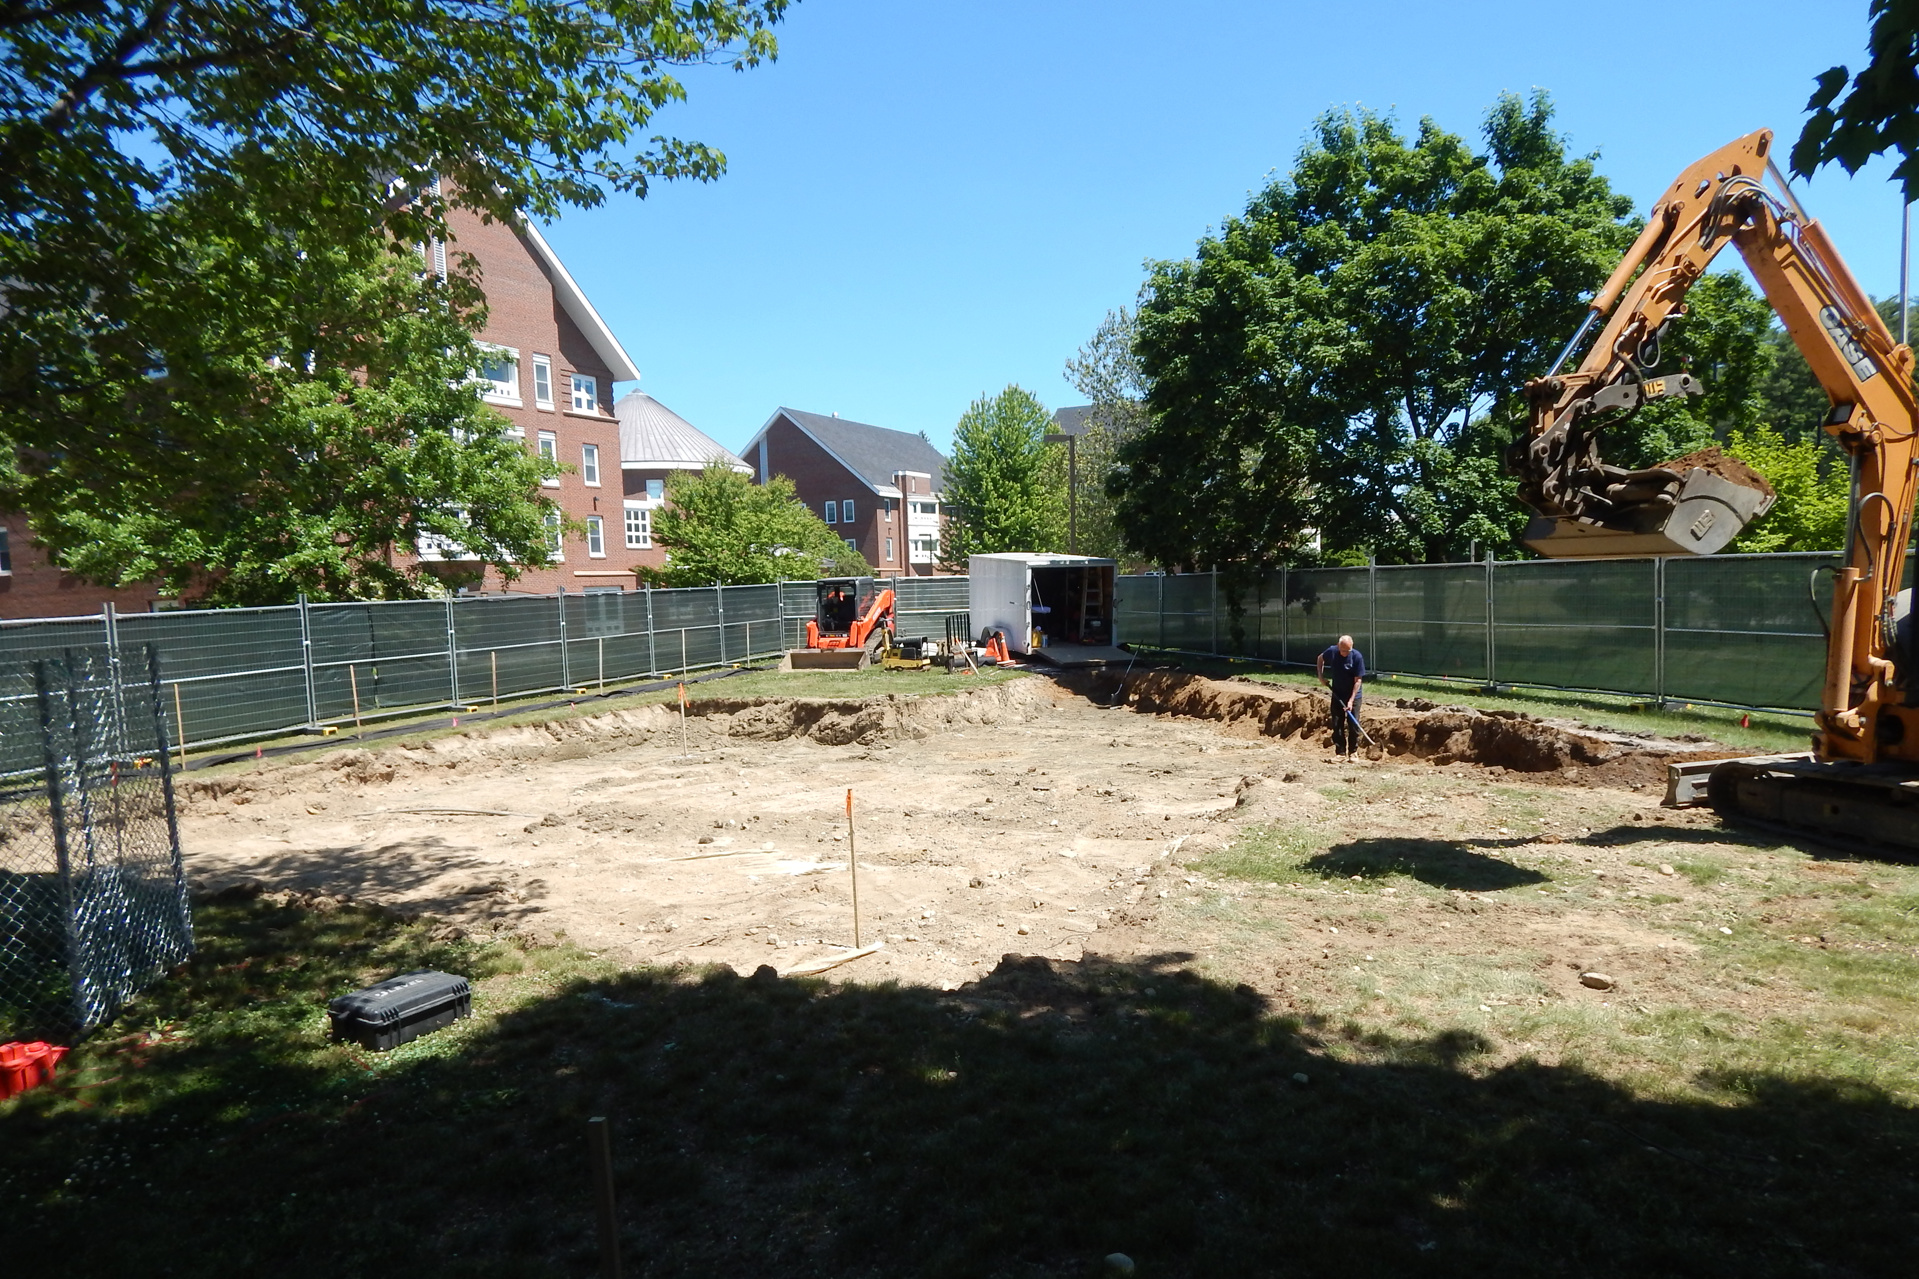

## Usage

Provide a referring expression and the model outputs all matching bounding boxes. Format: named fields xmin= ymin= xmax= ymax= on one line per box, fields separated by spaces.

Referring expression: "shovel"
xmin=1343 ymin=704 xmax=1383 ymax=761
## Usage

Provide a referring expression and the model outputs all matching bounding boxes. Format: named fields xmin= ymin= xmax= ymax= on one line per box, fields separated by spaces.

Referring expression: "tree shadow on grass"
xmin=6 ymin=899 xmax=1919 ymax=1278
xmin=1304 ymin=837 xmax=1549 ymax=891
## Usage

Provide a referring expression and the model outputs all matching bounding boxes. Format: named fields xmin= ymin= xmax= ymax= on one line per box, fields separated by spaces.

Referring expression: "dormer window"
xmin=571 ymin=373 xmax=598 ymax=413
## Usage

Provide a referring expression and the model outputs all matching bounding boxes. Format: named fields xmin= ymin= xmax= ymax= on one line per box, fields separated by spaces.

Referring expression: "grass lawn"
xmin=5 ymin=886 xmax=1918 ymax=1276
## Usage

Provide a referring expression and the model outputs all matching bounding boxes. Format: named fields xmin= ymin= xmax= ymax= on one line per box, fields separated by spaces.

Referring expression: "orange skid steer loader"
xmin=788 ymin=577 xmax=896 ymax=670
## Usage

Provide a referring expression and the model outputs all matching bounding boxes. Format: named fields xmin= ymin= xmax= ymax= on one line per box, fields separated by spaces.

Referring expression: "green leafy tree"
xmin=0 ymin=0 xmax=786 ymax=595
xmin=1121 ymin=93 xmax=1638 ymax=568
xmin=1061 ymin=308 xmax=1150 ymax=564
xmin=1601 ymin=270 xmax=1779 ymax=469
xmin=1793 ymin=0 xmax=1919 ymax=200
xmin=1726 ymin=426 xmax=1850 ymax=552
xmin=639 ymin=465 xmax=870 ymax=587
xmin=942 ymin=386 xmax=1067 ymax=562
xmin=4 ymin=230 xmax=558 ymax=604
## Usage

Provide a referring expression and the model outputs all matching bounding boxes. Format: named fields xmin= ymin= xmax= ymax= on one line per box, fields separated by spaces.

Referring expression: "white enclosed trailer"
xmin=967 ymin=553 xmax=1126 ymax=665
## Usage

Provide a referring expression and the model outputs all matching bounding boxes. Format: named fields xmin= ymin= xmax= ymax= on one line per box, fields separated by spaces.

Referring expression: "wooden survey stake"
xmin=847 ymin=788 xmax=862 ymax=948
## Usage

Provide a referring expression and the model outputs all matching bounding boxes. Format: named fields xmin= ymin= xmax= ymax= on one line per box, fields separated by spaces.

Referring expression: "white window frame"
xmin=585 ymin=514 xmax=605 ymax=558
xmin=885 ymin=536 xmax=894 ymax=561
xmin=476 ymin=344 xmax=521 ymax=407
xmin=537 ymin=431 xmax=560 ymax=487
xmin=544 ymin=509 xmax=564 ymax=562
xmin=624 ymin=501 xmax=652 ymax=549
xmin=570 ymin=372 xmax=598 ymax=413
xmin=581 ymin=443 xmax=600 ymax=486
xmin=823 ymin=501 xmax=837 ymax=524
xmin=842 ymin=498 xmax=855 ymax=523
xmin=844 ymin=537 xmax=857 ymax=551
xmin=644 ymin=479 xmax=665 ymax=503
xmin=532 ymin=354 xmax=554 ymax=409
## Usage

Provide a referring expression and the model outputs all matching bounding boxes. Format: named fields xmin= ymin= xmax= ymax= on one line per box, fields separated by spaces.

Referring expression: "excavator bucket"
xmin=787 ymin=646 xmax=872 ymax=670
xmin=1523 ymin=465 xmax=1776 ymax=560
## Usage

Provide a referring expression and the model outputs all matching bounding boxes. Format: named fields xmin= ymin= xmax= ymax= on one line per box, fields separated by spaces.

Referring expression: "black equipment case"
xmin=328 ymin=970 xmax=471 ymax=1051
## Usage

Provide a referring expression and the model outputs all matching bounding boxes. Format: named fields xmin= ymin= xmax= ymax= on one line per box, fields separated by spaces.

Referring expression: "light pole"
xmin=1043 ymin=431 xmax=1077 ymax=553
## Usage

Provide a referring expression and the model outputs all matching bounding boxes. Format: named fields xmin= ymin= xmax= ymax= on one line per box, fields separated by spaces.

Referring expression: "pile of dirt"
xmin=691 ymin=679 xmax=1049 ymax=745
xmin=1658 ymin=446 xmax=1775 ymax=499
xmin=1098 ymin=669 xmax=1704 ymax=788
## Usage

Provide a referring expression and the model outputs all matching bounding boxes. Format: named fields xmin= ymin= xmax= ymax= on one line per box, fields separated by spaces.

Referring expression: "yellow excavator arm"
xmin=1514 ymin=128 xmax=1919 ymax=767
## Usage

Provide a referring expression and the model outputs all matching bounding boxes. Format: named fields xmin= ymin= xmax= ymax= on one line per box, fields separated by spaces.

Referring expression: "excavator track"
xmin=1707 ymin=759 xmax=1919 ymax=856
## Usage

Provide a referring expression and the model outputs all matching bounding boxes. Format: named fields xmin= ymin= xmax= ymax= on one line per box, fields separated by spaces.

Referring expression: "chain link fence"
xmin=1 ymin=645 xmax=190 ymax=1041
xmin=1115 ymin=552 xmax=1848 ymax=712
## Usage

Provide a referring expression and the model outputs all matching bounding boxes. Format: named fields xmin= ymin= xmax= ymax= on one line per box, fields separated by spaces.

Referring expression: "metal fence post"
xmin=1367 ymin=555 xmax=1378 ymax=669
xmin=445 ymin=595 xmax=462 ymax=709
xmin=297 ymin=592 xmax=318 ymax=729
xmin=775 ymin=579 xmax=786 ymax=654
xmin=1654 ymin=556 xmax=1666 ymax=705
xmin=101 ymin=602 xmax=125 ymax=746
xmin=716 ymin=583 xmax=727 ymax=664
xmin=1157 ymin=573 xmax=1166 ymax=650
xmin=1280 ymin=564 xmax=1290 ymax=666
xmin=1484 ymin=551 xmax=1497 ymax=689
xmin=644 ymin=585 xmax=657 ymax=675
xmin=1210 ymin=570 xmax=1219 ymax=655
xmin=557 ymin=585 xmax=571 ymax=691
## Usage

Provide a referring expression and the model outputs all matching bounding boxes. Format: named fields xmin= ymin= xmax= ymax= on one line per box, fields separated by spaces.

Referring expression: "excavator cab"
xmin=789 ymin=576 xmax=896 ymax=669
xmin=813 ymin=577 xmax=877 ymax=638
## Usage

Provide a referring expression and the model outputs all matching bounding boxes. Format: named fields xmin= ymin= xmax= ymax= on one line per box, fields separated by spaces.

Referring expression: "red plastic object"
xmin=0 ymin=1040 xmax=68 ymax=1100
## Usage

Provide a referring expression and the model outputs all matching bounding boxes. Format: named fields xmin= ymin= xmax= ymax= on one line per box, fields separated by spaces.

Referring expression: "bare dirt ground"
xmin=179 ymin=669 xmax=1750 ymax=1015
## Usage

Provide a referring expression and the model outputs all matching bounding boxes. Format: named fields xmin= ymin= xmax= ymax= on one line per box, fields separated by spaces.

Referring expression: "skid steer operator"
xmin=1317 ymin=635 xmax=1366 ymax=757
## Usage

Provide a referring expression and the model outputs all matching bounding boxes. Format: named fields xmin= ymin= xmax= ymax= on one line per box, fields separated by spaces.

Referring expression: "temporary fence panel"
xmin=1492 ymin=559 xmax=1658 ymax=694
xmin=1116 ymin=577 xmax=1161 ymax=651
xmin=0 ymin=646 xmax=189 ymax=1040
xmin=893 ymin=577 xmax=971 ymax=641
xmin=1281 ymin=568 xmax=1372 ymax=667
xmin=1159 ymin=574 xmax=1217 ymax=653
xmin=1662 ymin=553 xmax=1839 ymax=709
xmin=117 ymin=605 xmax=309 ymax=748
xmin=1370 ymin=563 xmax=1490 ymax=681
xmin=454 ymin=594 xmax=565 ymax=705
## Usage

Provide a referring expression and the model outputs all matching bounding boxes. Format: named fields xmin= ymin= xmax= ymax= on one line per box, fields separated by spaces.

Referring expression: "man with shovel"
xmin=1316 ymin=634 xmax=1366 ymax=757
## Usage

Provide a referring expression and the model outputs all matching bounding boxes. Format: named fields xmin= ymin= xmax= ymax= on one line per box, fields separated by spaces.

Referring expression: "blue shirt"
xmin=1319 ymin=645 xmax=1365 ymax=694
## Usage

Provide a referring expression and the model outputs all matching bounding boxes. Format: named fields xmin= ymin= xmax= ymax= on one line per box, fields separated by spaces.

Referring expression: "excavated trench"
xmin=172 ymin=669 xmax=1714 ymax=815
xmin=1061 ymin=668 xmax=1719 ymax=789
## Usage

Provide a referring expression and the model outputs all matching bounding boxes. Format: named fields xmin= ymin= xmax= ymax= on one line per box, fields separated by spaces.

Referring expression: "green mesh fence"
xmin=1118 ymin=552 xmax=1847 ymax=711
xmin=1662 ymin=554 xmax=1839 ymax=710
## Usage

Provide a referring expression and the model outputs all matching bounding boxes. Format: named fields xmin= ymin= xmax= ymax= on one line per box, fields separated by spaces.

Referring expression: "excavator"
xmin=1511 ymin=128 xmax=1919 ymax=850
xmin=788 ymin=576 xmax=896 ymax=670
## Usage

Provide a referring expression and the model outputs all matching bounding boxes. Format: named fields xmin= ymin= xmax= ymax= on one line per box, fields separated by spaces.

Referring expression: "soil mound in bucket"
xmin=1093 ymin=669 xmax=1715 ymax=788
xmin=1657 ymin=446 xmax=1775 ymax=499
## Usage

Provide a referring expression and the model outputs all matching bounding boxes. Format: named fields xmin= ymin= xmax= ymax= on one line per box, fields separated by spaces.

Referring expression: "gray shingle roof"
xmin=773 ymin=407 xmax=947 ymax=494
xmin=617 ymin=391 xmax=749 ymax=470
xmin=1050 ymin=405 xmax=1095 ymax=436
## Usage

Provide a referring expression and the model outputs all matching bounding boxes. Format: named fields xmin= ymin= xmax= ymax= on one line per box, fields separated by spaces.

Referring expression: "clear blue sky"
xmin=536 ymin=0 xmax=1903 ymax=458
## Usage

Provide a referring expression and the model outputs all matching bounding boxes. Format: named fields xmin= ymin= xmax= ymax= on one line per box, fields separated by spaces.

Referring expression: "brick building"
xmin=741 ymin=408 xmax=951 ymax=576
xmin=0 ymin=206 xmax=657 ymax=619
xmin=0 ymin=518 xmax=174 ymax=619
xmin=613 ymin=390 xmax=751 ymax=578
xmin=417 ymin=207 xmax=641 ymax=595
